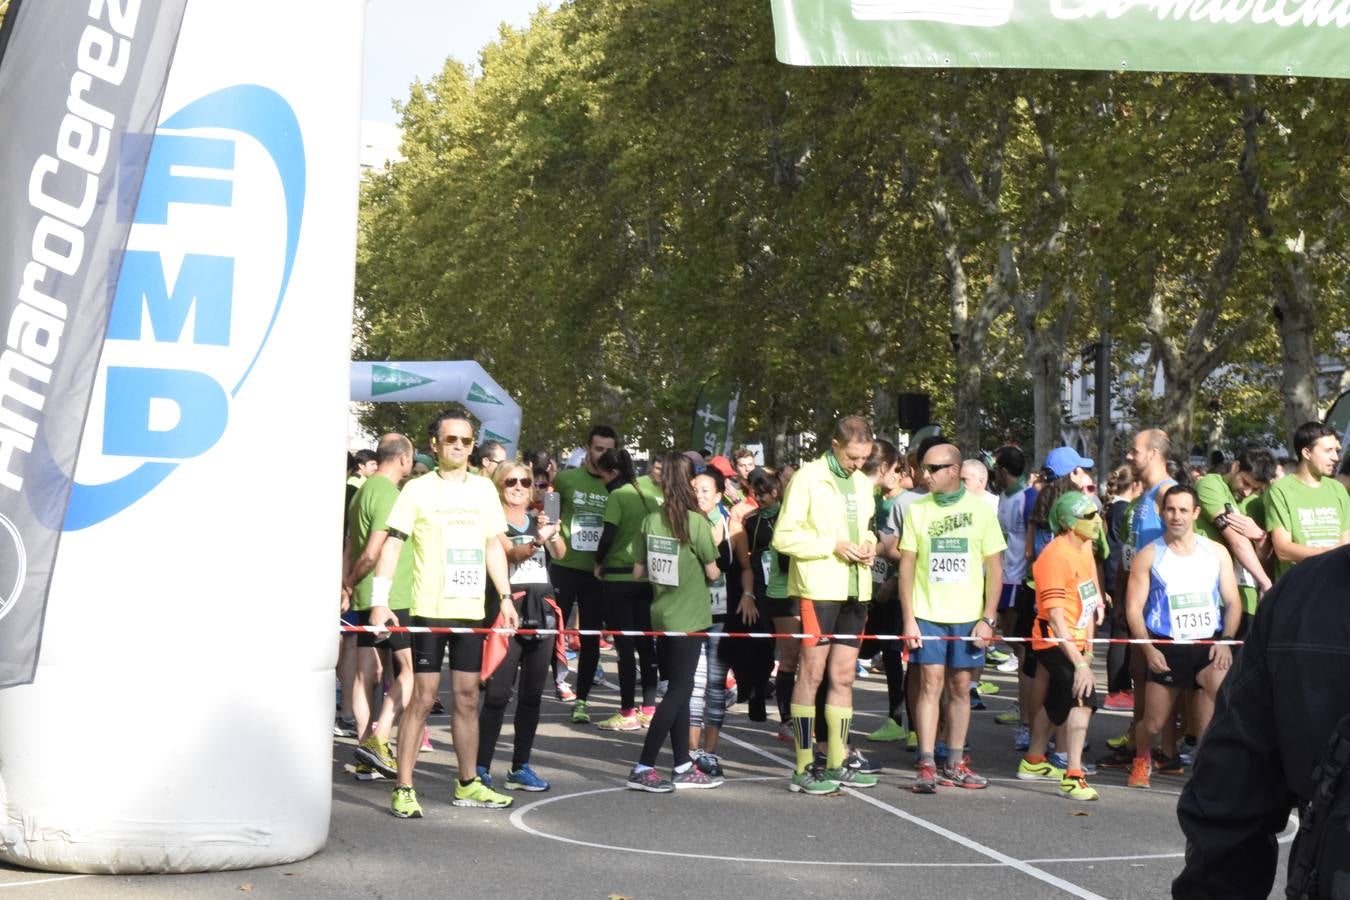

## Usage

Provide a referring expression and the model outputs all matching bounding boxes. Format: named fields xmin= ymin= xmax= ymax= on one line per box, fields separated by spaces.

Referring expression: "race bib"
xmin=444 ymin=547 xmax=485 ymax=595
xmin=1075 ymin=580 xmax=1099 ymax=630
xmin=929 ymin=536 xmax=970 ymax=585
xmin=1235 ymin=563 xmax=1256 ymax=590
xmin=1121 ymin=544 xmax=1136 ymax=572
xmin=510 ymin=536 xmax=549 ymax=585
xmin=1168 ymin=591 xmax=1218 ymax=641
xmin=570 ymin=513 xmax=603 ymax=552
xmin=646 ymin=535 xmax=680 ymax=587
xmin=710 ymin=577 xmax=727 ymax=615
xmin=871 ymin=555 xmax=890 ymax=584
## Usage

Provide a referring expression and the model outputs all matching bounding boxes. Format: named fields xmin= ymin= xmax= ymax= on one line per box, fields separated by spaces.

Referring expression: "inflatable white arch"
xmin=351 ymin=361 xmax=523 ymax=454
xmin=0 ymin=0 xmax=363 ymax=875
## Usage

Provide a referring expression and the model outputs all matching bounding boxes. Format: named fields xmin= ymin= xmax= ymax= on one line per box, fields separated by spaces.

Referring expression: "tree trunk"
xmin=1273 ymin=284 xmax=1319 ymax=448
xmin=1161 ymin=378 xmax=1197 ymax=459
xmin=1028 ymin=338 xmax=1064 ymax=465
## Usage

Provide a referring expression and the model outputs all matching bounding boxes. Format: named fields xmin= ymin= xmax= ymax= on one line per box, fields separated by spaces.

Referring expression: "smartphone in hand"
xmin=543 ymin=491 xmax=561 ymax=523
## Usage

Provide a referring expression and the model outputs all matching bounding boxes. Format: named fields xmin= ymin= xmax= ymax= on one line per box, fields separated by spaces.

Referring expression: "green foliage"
xmin=354 ymin=3 xmax=1349 ymax=458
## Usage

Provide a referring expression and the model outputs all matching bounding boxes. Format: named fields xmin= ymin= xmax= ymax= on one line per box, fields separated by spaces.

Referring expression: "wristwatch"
xmin=980 ymin=616 xmax=997 ymax=629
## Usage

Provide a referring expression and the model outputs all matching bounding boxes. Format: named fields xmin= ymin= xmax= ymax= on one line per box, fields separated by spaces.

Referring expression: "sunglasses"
xmin=502 ymin=477 xmax=532 ymax=488
xmin=1078 ymin=510 xmax=1099 ymax=520
xmin=923 ymin=462 xmax=957 ymax=474
xmin=440 ymin=435 xmax=474 ymax=447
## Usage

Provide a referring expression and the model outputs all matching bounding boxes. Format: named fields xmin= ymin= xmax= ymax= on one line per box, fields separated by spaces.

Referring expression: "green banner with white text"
xmin=771 ymin=0 xmax=1350 ymax=78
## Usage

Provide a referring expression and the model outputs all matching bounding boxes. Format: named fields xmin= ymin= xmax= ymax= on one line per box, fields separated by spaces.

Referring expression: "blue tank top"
xmin=1144 ymin=536 xmax=1223 ymax=639
xmin=1132 ymin=479 xmax=1177 ymax=552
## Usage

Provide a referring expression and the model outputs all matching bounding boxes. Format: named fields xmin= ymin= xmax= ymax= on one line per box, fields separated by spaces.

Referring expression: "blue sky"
xmin=362 ymin=0 xmax=559 ymax=123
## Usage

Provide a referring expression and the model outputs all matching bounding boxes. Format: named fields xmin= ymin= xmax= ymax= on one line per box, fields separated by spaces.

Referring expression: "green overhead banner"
xmin=770 ymin=0 xmax=1350 ymax=78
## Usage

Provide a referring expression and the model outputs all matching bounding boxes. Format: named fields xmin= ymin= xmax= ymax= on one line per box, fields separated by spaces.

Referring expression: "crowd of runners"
xmin=335 ymin=411 xmax=1350 ymax=819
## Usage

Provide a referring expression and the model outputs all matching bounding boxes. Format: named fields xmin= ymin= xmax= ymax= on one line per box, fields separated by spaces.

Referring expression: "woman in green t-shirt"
xmin=625 ymin=453 xmax=723 ymax=793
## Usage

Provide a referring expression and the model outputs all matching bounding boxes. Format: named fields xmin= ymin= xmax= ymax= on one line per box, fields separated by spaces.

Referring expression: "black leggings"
xmin=1106 ymin=600 xmax=1133 ymax=694
xmin=551 ymin=565 xmax=604 ymax=690
xmin=477 ymin=635 xmax=552 ymax=771
xmin=638 ymin=636 xmax=702 ymax=768
xmin=604 ymin=580 xmax=659 ymax=710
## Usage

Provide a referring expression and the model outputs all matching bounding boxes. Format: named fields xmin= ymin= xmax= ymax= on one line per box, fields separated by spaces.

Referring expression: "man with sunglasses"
xmin=900 ymin=440 xmax=1006 ymax=794
xmin=1124 ymin=484 xmax=1241 ymax=789
xmin=368 ymin=413 xmax=518 ymax=818
xmin=1017 ymin=492 xmax=1105 ymax=801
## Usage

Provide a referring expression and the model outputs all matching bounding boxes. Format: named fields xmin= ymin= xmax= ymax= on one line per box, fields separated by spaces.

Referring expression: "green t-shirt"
xmin=553 ymin=467 xmax=611 ymax=572
xmin=385 ymin=470 xmax=507 ymax=620
xmin=1196 ymin=473 xmax=1261 ymax=614
xmin=831 ymin=463 xmax=861 ymax=598
xmin=636 ymin=509 xmax=717 ymax=632
xmin=1195 ymin=474 xmax=1237 ymax=544
xmin=600 ymin=478 xmax=663 ymax=582
xmin=346 ymin=474 xmax=413 ymax=611
xmin=1264 ymin=474 xmax=1350 ymax=577
xmin=899 ymin=491 xmax=1007 ymax=624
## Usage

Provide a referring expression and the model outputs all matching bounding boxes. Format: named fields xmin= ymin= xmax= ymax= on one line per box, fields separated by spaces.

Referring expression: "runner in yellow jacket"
xmin=772 ymin=415 xmax=879 ymax=795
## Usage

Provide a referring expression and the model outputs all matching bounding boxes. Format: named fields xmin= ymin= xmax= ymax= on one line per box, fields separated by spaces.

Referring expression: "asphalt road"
xmin=0 ymin=655 xmax=1294 ymax=899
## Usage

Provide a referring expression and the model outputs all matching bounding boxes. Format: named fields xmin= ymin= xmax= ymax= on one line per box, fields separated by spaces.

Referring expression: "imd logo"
xmin=64 ymin=85 xmax=306 ymax=530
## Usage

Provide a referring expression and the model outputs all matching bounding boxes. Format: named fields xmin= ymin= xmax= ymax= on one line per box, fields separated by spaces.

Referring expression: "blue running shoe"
xmin=505 ymin=764 xmax=551 ymax=792
xmin=1050 ymin=751 xmax=1097 ymax=776
xmin=476 ymin=765 xmax=493 ymax=789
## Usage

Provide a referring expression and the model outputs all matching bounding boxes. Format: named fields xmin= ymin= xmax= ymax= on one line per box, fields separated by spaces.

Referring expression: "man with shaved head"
xmin=900 ymin=440 xmax=1006 ymax=794
xmin=1100 ymin=428 xmax=1179 ymax=770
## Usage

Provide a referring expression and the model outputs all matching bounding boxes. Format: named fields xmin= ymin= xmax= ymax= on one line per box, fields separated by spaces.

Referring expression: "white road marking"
xmin=509 ymin=780 xmax=1002 ymax=867
xmin=0 ymin=875 xmax=88 ymax=890
xmin=717 ymin=730 xmax=1108 ymax=900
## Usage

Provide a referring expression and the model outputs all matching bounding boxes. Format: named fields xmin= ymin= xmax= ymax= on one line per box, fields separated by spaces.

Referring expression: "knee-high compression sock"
xmin=815 ymin=679 xmax=828 ymax=745
xmin=775 ymin=669 xmax=796 ymax=724
xmin=790 ymin=703 xmax=815 ymax=773
xmin=824 ymin=705 xmax=852 ymax=770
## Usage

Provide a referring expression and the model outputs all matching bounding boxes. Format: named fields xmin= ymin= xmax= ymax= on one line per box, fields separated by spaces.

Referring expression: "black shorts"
xmin=1145 ymin=631 xmax=1214 ymax=690
xmin=411 ymin=616 xmax=485 ymax=674
xmin=798 ymin=597 xmax=867 ymax=649
xmin=766 ymin=596 xmax=800 ymax=620
xmin=1035 ymin=647 xmax=1099 ymax=726
xmin=1009 ymin=585 xmax=1038 ymax=677
xmin=356 ymin=607 xmax=412 ymax=651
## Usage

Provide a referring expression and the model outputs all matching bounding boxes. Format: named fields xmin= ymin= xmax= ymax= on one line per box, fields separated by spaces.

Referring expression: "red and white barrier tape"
xmin=338 ymin=623 xmax=1243 ymax=646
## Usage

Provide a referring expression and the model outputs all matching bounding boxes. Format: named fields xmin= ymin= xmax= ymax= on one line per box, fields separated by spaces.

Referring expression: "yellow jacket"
xmin=772 ymin=455 xmax=877 ymax=602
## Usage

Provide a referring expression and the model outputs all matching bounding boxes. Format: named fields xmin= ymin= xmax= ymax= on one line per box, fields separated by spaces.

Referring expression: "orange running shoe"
xmin=1127 ymin=755 xmax=1151 ymax=789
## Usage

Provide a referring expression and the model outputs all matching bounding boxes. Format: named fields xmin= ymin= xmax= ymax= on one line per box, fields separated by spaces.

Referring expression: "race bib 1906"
xmin=1168 ymin=590 xmax=1218 ymax=641
xmin=570 ymin=513 xmax=603 ymax=552
xmin=929 ymin=536 xmax=969 ymax=584
xmin=646 ymin=535 xmax=680 ymax=587
xmin=444 ymin=547 xmax=485 ymax=595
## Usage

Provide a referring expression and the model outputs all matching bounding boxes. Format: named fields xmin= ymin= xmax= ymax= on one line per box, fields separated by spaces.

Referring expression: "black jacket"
xmin=1173 ymin=547 xmax=1350 ymax=899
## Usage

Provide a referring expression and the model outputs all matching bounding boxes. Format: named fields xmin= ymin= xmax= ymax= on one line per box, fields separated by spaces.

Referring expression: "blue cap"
xmin=1044 ymin=446 xmax=1094 ymax=479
